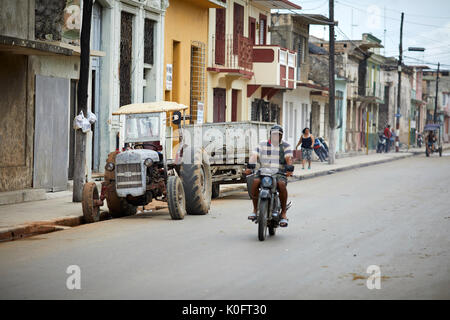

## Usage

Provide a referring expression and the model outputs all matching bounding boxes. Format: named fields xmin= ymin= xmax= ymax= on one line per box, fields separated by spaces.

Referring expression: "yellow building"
xmin=164 ymin=0 xmax=226 ymax=124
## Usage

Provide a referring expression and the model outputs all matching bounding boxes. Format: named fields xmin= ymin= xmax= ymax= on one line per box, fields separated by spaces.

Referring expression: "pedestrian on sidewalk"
xmin=384 ymin=124 xmax=392 ymax=152
xmin=390 ymin=127 xmax=396 ymax=151
xmin=295 ymin=128 xmax=314 ymax=170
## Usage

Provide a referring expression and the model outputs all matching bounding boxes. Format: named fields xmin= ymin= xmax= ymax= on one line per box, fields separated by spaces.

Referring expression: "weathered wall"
xmin=0 ymin=0 xmax=34 ymax=39
xmin=35 ymin=0 xmax=66 ymax=41
xmin=0 ymin=53 xmax=34 ymax=192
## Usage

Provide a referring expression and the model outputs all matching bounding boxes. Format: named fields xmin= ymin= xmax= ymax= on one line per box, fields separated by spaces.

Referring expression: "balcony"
xmin=251 ymin=45 xmax=297 ymax=89
xmin=365 ymin=81 xmax=383 ymax=102
xmin=208 ymin=34 xmax=254 ymax=79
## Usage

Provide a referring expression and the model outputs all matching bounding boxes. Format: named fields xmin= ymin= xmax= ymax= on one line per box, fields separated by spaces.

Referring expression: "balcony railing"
xmin=211 ymin=34 xmax=253 ymax=72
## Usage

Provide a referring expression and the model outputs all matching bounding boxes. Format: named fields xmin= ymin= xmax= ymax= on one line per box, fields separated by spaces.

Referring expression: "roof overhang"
xmin=112 ymin=101 xmax=189 ymax=115
xmin=253 ymin=0 xmax=302 ymax=10
xmin=359 ymin=42 xmax=384 ymax=50
xmin=0 ymin=35 xmax=74 ymax=56
xmin=0 ymin=35 xmax=105 ymax=57
xmin=184 ymin=0 xmax=227 ymax=8
xmin=292 ymin=14 xmax=333 ymax=25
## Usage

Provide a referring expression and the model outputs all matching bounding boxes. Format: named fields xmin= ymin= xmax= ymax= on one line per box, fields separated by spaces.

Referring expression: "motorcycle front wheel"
xmin=258 ymin=199 xmax=269 ymax=241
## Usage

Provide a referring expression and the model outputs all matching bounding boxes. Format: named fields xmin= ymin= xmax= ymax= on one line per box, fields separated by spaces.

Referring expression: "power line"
xmin=403 ymin=55 xmax=450 ymax=67
xmin=336 ymin=0 xmax=450 ymax=29
xmin=341 ymin=0 xmax=450 ymax=20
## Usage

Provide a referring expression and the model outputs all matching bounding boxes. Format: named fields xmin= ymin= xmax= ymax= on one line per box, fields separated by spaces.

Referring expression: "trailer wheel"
xmin=212 ymin=183 xmax=220 ymax=199
xmin=106 ymin=183 xmax=137 ymax=218
xmin=181 ymin=148 xmax=212 ymax=215
xmin=167 ymin=176 xmax=186 ymax=220
xmin=82 ymin=182 xmax=101 ymax=223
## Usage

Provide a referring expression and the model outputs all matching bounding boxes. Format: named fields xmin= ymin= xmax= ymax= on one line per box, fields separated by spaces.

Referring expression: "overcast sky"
xmin=283 ymin=0 xmax=450 ymax=70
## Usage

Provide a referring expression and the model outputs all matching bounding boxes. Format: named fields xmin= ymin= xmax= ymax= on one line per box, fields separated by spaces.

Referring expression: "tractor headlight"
xmin=261 ymin=176 xmax=273 ymax=188
xmin=144 ymin=158 xmax=153 ymax=167
xmin=105 ymin=162 xmax=115 ymax=171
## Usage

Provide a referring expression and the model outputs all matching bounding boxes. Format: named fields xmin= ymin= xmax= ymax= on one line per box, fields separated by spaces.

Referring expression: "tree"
xmin=73 ymin=0 xmax=93 ymax=202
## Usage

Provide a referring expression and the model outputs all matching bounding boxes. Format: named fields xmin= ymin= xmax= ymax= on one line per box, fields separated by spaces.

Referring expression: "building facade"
xmin=206 ymin=0 xmax=299 ymax=126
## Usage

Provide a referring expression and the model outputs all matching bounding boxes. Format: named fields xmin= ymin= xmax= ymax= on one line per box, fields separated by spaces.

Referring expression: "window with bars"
xmin=120 ymin=11 xmax=133 ymax=107
xmin=144 ymin=18 xmax=154 ymax=65
xmin=190 ymin=42 xmax=206 ymax=123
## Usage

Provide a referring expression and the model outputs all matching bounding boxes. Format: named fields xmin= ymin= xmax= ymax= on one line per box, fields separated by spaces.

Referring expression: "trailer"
xmin=182 ymin=121 xmax=274 ymax=198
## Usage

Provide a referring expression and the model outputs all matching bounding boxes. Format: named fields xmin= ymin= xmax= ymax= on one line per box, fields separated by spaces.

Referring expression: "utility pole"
xmin=328 ymin=0 xmax=336 ymax=164
xmin=434 ymin=62 xmax=440 ymax=122
xmin=395 ymin=12 xmax=404 ymax=152
xmin=73 ymin=0 xmax=94 ymax=202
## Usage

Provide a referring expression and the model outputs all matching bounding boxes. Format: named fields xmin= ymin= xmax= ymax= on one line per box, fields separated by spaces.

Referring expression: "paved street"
xmin=0 ymin=155 xmax=449 ymax=299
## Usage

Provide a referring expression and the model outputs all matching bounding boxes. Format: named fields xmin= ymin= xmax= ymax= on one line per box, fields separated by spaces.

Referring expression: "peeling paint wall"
xmin=0 ymin=53 xmax=34 ymax=192
xmin=35 ymin=0 xmax=66 ymax=41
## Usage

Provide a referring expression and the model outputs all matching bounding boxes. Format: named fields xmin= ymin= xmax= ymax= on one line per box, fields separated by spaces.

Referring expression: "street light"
xmin=408 ymin=47 xmax=425 ymax=52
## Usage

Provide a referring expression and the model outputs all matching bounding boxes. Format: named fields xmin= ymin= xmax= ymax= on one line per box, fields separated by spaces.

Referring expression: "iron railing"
xmin=211 ymin=34 xmax=253 ymax=71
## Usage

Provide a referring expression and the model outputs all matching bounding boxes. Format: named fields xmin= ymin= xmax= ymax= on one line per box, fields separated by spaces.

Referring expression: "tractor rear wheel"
xmin=181 ymin=148 xmax=212 ymax=215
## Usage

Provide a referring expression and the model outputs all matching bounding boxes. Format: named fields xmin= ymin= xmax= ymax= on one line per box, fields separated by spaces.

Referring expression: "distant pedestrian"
xmin=390 ymin=127 xmax=396 ymax=150
xmin=295 ymin=128 xmax=314 ymax=170
xmin=384 ymin=124 xmax=392 ymax=152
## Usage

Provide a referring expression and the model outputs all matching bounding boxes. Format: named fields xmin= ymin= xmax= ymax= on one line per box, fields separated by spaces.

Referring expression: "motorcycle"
xmin=377 ymin=134 xmax=387 ymax=153
xmin=247 ymin=165 xmax=293 ymax=241
xmin=313 ymin=137 xmax=328 ymax=162
xmin=318 ymin=137 xmax=329 ymax=153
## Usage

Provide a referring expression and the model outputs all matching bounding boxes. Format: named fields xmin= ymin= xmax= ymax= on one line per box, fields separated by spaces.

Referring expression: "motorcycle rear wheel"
xmin=258 ymin=199 xmax=269 ymax=241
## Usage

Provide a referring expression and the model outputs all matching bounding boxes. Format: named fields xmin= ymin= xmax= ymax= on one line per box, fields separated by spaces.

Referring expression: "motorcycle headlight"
xmin=105 ymin=162 xmax=115 ymax=171
xmin=144 ymin=158 xmax=153 ymax=167
xmin=261 ymin=176 xmax=273 ymax=188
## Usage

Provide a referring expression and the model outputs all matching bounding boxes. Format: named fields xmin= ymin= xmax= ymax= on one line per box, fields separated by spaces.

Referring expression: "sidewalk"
xmin=1 ymin=144 xmax=448 ymax=242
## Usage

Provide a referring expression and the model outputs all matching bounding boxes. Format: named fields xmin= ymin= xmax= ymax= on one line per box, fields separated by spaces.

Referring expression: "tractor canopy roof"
xmin=112 ymin=101 xmax=189 ymax=115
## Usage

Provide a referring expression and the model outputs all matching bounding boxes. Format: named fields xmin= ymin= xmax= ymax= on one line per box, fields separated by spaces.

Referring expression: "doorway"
xmin=231 ymin=89 xmax=239 ymax=122
xmin=213 ymin=88 xmax=226 ymax=123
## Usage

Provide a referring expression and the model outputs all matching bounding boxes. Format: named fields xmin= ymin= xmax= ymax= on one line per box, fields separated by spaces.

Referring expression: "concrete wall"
xmin=282 ymin=87 xmax=311 ymax=147
xmin=0 ymin=0 xmax=34 ymax=39
xmin=0 ymin=53 xmax=34 ymax=192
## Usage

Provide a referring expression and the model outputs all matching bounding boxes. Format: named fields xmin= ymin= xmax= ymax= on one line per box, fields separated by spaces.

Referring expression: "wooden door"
xmin=232 ymin=89 xmax=238 ymax=122
xmin=233 ymin=3 xmax=244 ymax=54
xmin=215 ymin=8 xmax=226 ymax=65
xmin=249 ymin=17 xmax=256 ymax=45
xmin=213 ymin=88 xmax=226 ymax=123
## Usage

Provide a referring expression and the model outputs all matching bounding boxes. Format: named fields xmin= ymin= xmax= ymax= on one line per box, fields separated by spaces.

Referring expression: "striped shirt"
xmin=253 ymin=140 xmax=293 ymax=169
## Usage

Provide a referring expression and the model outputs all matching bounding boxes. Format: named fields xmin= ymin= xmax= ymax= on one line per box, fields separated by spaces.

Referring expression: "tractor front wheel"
xmin=82 ymin=182 xmax=101 ymax=223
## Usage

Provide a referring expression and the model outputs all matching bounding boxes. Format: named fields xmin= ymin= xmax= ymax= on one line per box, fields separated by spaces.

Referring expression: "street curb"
xmin=289 ymin=153 xmax=414 ymax=183
xmin=0 ymin=216 xmax=83 ymax=242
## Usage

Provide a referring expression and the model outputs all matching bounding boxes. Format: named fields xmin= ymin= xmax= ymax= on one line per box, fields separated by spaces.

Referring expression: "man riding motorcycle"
xmin=245 ymin=125 xmax=294 ymax=227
